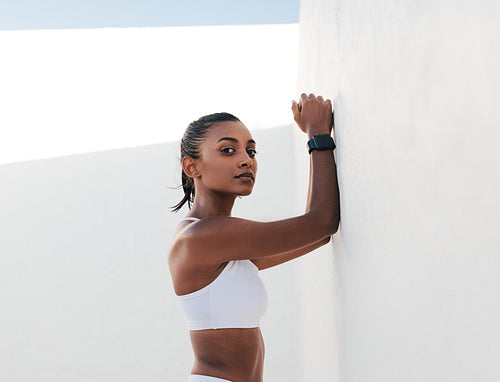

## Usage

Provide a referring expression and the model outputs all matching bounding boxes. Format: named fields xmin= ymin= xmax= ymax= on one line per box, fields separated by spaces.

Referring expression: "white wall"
xmin=296 ymin=0 xmax=500 ymax=381
xmin=0 ymin=125 xmax=307 ymax=381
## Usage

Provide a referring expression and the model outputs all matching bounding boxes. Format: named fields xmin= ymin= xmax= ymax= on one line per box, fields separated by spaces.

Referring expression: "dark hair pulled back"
xmin=171 ymin=112 xmax=241 ymax=213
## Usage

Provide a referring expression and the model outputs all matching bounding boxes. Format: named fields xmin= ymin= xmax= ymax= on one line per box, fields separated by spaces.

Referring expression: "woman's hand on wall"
xmin=291 ymin=93 xmax=333 ymax=138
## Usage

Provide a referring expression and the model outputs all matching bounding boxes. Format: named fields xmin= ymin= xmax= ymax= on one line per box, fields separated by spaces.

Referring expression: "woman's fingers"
xmin=297 ymin=93 xmax=329 ymax=110
xmin=299 ymin=92 xmax=329 ymax=103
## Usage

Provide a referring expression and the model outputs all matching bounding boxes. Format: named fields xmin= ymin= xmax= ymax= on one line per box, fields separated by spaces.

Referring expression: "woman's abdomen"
xmin=190 ymin=327 xmax=264 ymax=381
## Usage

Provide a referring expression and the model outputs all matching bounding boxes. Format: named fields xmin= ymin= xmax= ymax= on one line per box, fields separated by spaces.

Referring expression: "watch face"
xmin=308 ymin=134 xmax=335 ymax=153
xmin=315 ymin=134 xmax=333 ymax=147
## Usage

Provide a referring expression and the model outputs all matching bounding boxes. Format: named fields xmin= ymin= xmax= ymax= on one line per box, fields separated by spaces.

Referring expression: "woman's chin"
xmin=237 ymin=188 xmax=254 ymax=197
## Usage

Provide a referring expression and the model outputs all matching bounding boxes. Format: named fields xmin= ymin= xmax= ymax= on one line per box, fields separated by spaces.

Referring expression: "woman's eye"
xmin=247 ymin=149 xmax=257 ymax=157
xmin=221 ymin=147 xmax=235 ymax=154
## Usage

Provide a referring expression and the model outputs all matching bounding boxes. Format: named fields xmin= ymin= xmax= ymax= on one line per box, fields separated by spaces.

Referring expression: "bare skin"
xmin=168 ymin=93 xmax=340 ymax=381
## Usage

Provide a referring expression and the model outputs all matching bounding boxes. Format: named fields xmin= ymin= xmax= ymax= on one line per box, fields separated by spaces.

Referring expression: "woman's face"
xmin=195 ymin=120 xmax=258 ymax=197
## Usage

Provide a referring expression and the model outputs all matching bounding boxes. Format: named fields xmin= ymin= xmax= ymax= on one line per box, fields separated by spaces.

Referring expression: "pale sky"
xmin=0 ymin=0 xmax=300 ymax=30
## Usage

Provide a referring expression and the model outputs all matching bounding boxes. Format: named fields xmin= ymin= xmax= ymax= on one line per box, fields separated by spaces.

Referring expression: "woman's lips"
xmin=235 ymin=173 xmax=254 ymax=181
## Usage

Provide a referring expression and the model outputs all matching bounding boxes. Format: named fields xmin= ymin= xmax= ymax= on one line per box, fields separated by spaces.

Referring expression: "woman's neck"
xmin=189 ymin=191 xmax=236 ymax=218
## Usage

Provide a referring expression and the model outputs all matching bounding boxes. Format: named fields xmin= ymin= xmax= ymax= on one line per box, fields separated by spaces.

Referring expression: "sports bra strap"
xmin=178 ymin=217 xmax=201 ymax=224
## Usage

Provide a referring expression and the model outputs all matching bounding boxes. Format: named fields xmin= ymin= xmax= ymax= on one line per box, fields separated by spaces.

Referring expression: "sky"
xmin=0 ymin=0 xmax=300 ymax=30
xmin=0 ymin=2 xmax=300 ymax=165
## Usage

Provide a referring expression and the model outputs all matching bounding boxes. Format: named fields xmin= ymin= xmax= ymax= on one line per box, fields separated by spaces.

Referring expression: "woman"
xmin=168 ymin=93 xmax=340 ymax=382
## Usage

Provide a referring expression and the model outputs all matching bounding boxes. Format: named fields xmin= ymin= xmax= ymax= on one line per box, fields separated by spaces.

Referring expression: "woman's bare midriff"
xmin=190 ymin=327 xmax=265 ymax=382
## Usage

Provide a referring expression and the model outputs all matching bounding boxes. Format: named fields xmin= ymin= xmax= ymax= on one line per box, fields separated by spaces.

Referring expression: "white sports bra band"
xmin=177 ymin=260 xmax=268 ymax=330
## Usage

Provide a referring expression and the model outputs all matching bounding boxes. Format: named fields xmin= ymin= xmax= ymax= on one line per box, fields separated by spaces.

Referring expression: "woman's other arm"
xmin=251 ymin=236 xmax=331 ymax=270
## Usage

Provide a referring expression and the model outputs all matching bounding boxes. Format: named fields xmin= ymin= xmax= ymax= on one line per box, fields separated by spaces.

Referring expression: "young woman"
xmin=168 ymin=93 xmax=340 ymax=382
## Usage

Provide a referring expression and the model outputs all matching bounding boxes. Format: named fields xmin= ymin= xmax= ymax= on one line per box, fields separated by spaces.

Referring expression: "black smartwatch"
xmin=307 ymin=134 xmax=336 ymax=154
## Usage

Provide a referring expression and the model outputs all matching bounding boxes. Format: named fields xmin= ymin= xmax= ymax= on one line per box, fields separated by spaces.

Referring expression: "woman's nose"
xmin=239 ymin=154 xmax=253 ymax=168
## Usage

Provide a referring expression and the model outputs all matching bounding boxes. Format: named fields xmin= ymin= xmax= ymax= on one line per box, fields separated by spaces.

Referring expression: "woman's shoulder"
xmin=168 ymin=218 xmax=232 ymax=291
xmin=168 ymin=217 xmax=229 ymax=257
xmin=170 ymin=216 xmax=251 ymax=263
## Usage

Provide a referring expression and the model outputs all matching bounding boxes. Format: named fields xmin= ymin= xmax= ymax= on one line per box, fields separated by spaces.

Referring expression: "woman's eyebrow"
xmin=216 ymin=137 xmax=256 ymax=145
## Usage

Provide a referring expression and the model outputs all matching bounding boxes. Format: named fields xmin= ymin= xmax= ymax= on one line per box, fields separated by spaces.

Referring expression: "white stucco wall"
xmin=0 ymin=125 xmax=306 ymax=381
xmin=296 ymin=1 xmax=500 ymax=381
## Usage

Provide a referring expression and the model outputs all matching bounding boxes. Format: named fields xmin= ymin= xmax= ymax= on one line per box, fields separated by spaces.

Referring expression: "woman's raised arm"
xmin=176 ymin=93 xmax=340 ymax=266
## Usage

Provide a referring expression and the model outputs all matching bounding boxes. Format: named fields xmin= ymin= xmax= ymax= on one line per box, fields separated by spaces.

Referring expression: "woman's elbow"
xmin=307 ymin=210 xmax=340 ymax=237
xmin=324 ymin=205 xmax=340 ymax=236
xmin=328 ymin=215 xmax=340 ymax=236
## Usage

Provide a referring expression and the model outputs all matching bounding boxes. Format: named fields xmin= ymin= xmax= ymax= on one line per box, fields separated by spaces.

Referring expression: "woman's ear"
xmin=182 ymin=156 xmax=200 ymax=178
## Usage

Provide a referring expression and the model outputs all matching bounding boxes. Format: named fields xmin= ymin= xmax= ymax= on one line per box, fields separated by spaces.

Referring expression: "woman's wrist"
xmin=307 ymin=130 xmax=331 ymax=139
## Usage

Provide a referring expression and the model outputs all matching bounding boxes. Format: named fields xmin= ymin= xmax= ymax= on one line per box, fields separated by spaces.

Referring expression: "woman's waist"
xmin=190 ymin=327 xmax=264 ymax=375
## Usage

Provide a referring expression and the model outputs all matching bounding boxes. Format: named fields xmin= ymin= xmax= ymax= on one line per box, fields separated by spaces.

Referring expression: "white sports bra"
xmin=175 ymin=217 xmax=268 ymax=331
